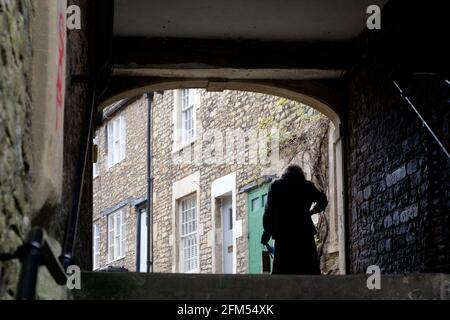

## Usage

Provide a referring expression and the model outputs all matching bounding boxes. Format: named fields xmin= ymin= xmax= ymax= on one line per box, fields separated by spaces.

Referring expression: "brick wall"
xmin=346 ymin=58 xmax=450 ymax=274
xmin=0 ymin=0 xmax=34 ymax=299
xmin=61 ymin=0 xmax=93 ymax=270
xmin=415 ymin=80 xmax=450 ymax=272
xmin=345 ymin=0 xmax=450 ymax=274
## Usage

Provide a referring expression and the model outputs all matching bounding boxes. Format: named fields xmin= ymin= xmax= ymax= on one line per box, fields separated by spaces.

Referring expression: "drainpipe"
xmin=145 ymin=93 xmax=154 ymax=272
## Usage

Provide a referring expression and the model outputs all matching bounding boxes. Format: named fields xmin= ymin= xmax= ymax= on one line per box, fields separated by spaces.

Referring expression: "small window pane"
xmin=120 ymin=116 xmax=126 ymax=161
xmin=93 ymin=223 xmax=100 ymax=270
xmin=180 ymin=89 xmax=195 ymax=143
xmin=182 ymin=107 xmax=194 ymax=142
xmin=180 ymin=195 xmax=198 ymax=272
xmin=121 ymin=212 xmax=126 ymax=257
xmin=262 ymin=194 xmax=268 ymax=207
xmin=113 ymin=119 xmax=120 ymax=141
xmin=108 ymin=215 xmax=114 ymax=261
xmin=107 ymin=124 xmax=114 ymax=166
xmin=251 ymin=197 xmax=259 ymax=211
xmin=108 ymin=210 xmax=125 ymax=262
xmin=93 ymin=132 xmax=99 ymax=177
xmin=107 ymin=116 xmax=126 ymax=167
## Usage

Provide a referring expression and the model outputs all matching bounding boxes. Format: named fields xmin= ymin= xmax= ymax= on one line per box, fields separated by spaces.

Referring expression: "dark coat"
xmin=262 ymin=171 xmax=328 ymax=275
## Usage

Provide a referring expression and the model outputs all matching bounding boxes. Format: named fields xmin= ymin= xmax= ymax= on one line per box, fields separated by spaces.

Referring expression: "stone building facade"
xmin=93 ymin=97 xmax=149 ymax=270
xmin=0 ymin=0 xmax=34 ymax=299
xmin=92 ymin=90 xmax=337 ymax=274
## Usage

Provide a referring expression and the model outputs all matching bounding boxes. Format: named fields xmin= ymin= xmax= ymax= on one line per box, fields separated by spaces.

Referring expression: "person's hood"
xmin=281 ymin=167 xmax=305 ymax=183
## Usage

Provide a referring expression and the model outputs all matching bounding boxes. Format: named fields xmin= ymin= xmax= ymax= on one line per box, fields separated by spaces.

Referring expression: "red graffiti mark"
xmin=56 ymin=12 xmax=66 ymax=131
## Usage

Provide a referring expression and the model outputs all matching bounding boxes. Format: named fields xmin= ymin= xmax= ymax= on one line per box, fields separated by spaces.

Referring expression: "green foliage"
xmin=315 ymin=234 xmax=323 ymax=248
xmin=275 ymin=98 xmax=325 ymax=121
xmin=257 ymin=116 xmax=274 ymax=130
xmin=275 ymin=98 xmax=288 ymax=110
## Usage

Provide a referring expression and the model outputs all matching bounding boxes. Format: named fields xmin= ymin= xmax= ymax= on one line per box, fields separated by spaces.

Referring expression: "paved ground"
xmin=71 ymin=272 xmax=450 ymax=300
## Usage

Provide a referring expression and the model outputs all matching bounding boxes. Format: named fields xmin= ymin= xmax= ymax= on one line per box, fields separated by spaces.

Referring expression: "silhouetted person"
xmin=261 ymin=165 xmax=328 ymax=275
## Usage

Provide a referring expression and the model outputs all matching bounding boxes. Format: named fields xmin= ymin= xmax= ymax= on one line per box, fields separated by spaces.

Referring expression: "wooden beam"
xmin=112 ymin=37 xmax=352 ymax=70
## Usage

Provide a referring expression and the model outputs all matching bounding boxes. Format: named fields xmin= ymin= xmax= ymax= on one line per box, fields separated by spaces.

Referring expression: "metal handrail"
xmin=5 ymin=228 xmax=68 ymax=300
xmin=59 ymin=83 xmax=97 ymax=270
xmin=393 ymin=79 xmax=450 ymax=160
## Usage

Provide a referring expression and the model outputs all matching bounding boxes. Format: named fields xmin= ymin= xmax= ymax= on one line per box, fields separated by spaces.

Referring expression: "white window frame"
xmin=93 ymin=131 xmax=100 ymax=178
xmin=107 ymin=115 xmax=126 ymax=168
xmin=107 ymin=209 xmax=126 ymax=262
xmin=179 ymin=195 xmax=199 ymax=273
xmin=173 ymin=89 xmax=200 ymax=151
xmin=211 ymin=172 xmax=239 ymax=274
xmin=181 ymin=89 xmax=195 ymax=143
xmin=93 ymin=223 xmax=100 ymax=270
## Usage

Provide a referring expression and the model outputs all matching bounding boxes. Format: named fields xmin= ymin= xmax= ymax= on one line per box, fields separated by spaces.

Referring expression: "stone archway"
xmin=97 ymin=79 xmax=347 ymax=274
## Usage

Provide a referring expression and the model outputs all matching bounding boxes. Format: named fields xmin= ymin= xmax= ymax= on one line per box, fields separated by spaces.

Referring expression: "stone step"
xmin=71 ymin=272 xmax=449 ymax=300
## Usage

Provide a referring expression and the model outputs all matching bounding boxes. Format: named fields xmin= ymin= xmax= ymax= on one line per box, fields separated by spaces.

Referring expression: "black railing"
xmin=393 ymin=76 xmax=450 ymax=160
xmin=59 ymin=83 xmax=97 ymax=271
xmin=0 ymin=228 xmax=68 ymax=300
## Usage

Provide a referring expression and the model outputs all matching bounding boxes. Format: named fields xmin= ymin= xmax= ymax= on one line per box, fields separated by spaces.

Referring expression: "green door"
xmin=247 ymin=184 xmax=272 ymax=274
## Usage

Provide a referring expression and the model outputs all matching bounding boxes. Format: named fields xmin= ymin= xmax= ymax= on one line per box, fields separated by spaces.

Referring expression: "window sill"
xmin=107 ymin=255 xmax=126 ymax=264
xmin=184 ymin=269 xmax=199 ymax=274
xmin=107 ymin=159 xmax=125 ymax=171
xmin=172 ymin=139 xmax=196 ymax=154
